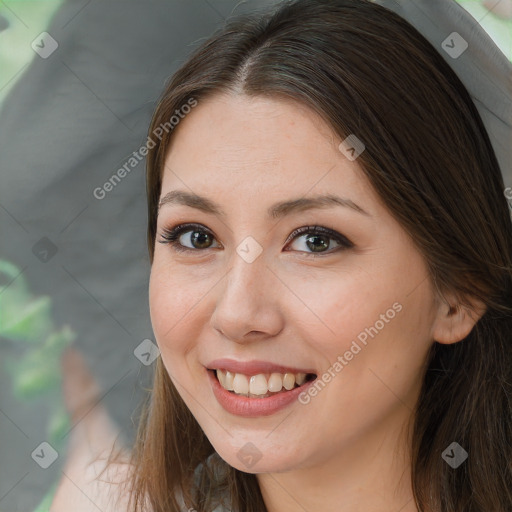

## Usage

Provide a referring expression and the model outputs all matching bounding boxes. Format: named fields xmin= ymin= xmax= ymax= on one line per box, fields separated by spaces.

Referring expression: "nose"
xmin=210 ymin=249 xmax=284 ymax=344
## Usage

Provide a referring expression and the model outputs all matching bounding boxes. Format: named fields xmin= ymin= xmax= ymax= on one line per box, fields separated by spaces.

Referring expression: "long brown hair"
xmin=106 ymin=1 xmax=512 ymax=510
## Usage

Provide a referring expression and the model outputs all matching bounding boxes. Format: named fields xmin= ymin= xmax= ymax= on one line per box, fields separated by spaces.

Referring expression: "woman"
xmin=66 ymin=0 xmax=512 ymax=510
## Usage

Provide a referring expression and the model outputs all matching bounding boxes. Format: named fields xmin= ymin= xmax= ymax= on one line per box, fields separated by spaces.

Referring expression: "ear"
xmin=432 ymin=291 xmax=487 ymax=344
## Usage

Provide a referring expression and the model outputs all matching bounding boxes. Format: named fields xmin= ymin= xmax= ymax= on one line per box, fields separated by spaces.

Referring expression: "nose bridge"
xmin=224 ymin=244 xmax=270 ymax=305
xmin=211 ymin=242 xmax=282 ymax=339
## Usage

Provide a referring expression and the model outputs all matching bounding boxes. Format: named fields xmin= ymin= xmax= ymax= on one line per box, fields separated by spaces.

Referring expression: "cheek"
xmin=286 ymin=266 xmax=399 ymax=351
xmin=148 ymin=262 xmax=170 ymax=344
xmin=148 ymin=265 xmax=202 ymax=394
xmin=148 ymin=258 xmax=196 ymax=353
xmin=314 ymin=280 xmax=434 ymax=414
xmin=290 ymin=261 xmax=434 ymax=378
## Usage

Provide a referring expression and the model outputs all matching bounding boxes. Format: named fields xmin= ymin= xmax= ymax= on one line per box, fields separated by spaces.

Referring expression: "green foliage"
xmin=0 ymin=259 xmax=77 ymax=493
xmin=0 ymin=259 xmax=77 ymax=509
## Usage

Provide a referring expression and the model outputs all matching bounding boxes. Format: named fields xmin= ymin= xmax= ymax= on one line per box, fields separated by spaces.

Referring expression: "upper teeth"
xmin=216 ymin=369 xmax=308 ymax=396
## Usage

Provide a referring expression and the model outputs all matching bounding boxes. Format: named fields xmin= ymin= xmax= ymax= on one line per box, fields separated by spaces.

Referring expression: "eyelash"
xmin=157 ymin=222 xmax=354 ymax=257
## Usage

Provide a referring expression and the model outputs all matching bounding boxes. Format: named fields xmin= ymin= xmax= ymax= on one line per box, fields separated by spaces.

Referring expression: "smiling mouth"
xmin=209 ymin=369 xmax=317 ymax=398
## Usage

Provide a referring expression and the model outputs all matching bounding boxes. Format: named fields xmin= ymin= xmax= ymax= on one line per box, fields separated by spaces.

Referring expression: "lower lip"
xmin=207 ymin=368 xmax=316 ymax=418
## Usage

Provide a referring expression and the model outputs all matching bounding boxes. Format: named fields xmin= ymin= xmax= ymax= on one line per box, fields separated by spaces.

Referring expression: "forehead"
xmin=160 ymin=93 xmax=379 ymax=216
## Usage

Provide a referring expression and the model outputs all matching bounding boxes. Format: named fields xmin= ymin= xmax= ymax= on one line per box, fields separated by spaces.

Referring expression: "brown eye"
xmin=158 ymin=223 xmax=221 ymax=253
xmin=285 ymin=225 xmax=354 ymax=255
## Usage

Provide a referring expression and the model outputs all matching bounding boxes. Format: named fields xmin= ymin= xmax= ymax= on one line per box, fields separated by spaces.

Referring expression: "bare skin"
xmin=149 ymin=92 xmax=485 ymax=512
xmin=50 ymin=347 xmax=130 ymax=511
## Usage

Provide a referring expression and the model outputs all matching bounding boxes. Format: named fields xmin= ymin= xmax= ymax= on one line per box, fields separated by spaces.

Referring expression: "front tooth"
xmin=249 ymin=374 xmax=268 ymax=395
xmin=295 ymin=372 xmax=306 ymax=386
xmin=224 ymin=371 xmax=235 ymax=391
xmin=216 ymin=369 xmax=226 ymax=388
xmin=267 ymin=373 xmax=283 ymax=392
xmin=283 ymin=373 xmax=296 ymax=390
xmin=233 ymin=373 xmax=249 ymax=394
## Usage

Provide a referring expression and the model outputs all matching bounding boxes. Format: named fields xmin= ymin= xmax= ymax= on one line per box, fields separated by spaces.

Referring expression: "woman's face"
xmin=149 ymin=92 xmax=440 ymax=474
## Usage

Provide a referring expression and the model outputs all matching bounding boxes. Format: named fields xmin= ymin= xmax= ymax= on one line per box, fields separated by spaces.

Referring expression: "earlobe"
xmin=432 ymin=294 xmax=487 ymax=345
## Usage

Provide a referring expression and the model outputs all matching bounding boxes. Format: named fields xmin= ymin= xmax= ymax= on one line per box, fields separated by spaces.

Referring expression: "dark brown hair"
xmin=105 ymin=1 xmax=512 ymax=510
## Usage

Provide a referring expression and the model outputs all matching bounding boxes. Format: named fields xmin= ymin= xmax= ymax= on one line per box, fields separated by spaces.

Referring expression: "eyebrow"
xmin=157 ymin=190 xmax=371 ymax=219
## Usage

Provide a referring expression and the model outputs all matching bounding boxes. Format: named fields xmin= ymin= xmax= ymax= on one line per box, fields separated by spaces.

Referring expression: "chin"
xmin=210 ymin=436 xmax=307 ymax=474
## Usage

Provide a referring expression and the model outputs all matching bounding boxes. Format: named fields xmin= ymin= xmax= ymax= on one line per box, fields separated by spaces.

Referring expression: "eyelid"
xmin=284 ymin=225 xmax=353 ymax=249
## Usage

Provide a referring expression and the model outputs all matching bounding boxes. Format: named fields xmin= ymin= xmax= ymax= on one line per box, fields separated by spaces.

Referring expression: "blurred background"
xmin=0 ymin=1 xmax=510 ymax=511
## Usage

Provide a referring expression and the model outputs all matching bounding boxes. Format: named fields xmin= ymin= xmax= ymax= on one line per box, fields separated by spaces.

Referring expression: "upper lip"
xmin=206 ymin=358 xmax=317 ymax=376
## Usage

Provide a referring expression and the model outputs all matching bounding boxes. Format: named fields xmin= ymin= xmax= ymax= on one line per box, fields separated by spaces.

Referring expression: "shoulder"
xmin=51 ymin=456 xmax=140 ymax=512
